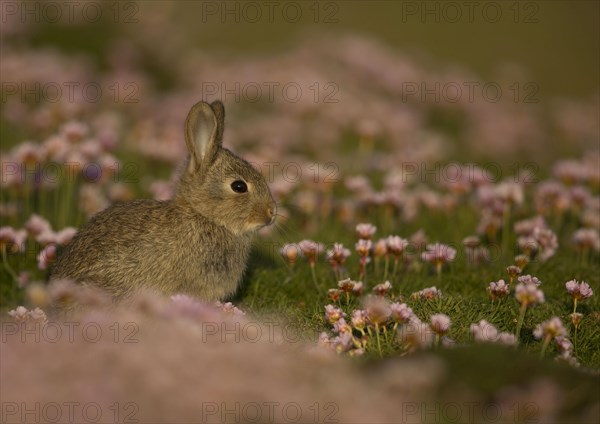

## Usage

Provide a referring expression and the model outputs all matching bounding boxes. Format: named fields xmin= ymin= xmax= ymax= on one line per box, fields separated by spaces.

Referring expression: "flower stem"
xmin=573 ymin=298 xmax=578 ymax=314
xmin=540 ymin=334 xmax=551 ymax=359
xmin=502 ymin=202 xmax=511 ymax=258
xmin=515 ymin=302 xmax=528 ymax=342
xmin=374 ymin=323 xmax=382 ymax=357
xmin=310 ymin=264 xmax=321 ymax=294
xmin=383 ymin=255 xmax=389 ymax=281
xmin=1 ymin=246 xmax=19 ymax=283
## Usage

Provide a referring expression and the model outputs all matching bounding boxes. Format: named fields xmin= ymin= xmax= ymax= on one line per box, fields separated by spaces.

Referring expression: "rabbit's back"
xmin=51 ymin=199 xmax=253 ymax=301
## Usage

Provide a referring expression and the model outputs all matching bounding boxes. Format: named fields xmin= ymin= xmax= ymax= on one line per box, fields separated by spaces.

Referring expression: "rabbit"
xmin=50 ymin=100 xmax=277 ymax=303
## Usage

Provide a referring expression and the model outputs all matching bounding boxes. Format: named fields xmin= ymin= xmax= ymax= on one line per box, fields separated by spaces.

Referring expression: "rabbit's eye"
xmin=231 ymin=180 xmax=248 ymax=193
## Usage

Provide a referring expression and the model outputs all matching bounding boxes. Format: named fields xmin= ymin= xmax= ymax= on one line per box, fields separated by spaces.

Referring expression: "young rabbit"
xmin=50 ymin=100 xmax=276 ymax=302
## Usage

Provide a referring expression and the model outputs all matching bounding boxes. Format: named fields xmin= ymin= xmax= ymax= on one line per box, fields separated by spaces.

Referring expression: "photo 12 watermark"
xmin=198 ymin=1 xmax=340 ymax=24
xmin=1 ymin=401 xmax=139 ymax=424
xmin=0 ymin=1 xmax=140 ymax=24
xmin=199 ymin=401 xmax=339 ymax=423
xmin=399 ymin=1 xmax=540 ymax=24
xmin=400 ymin=81 xmax=539 ymax=104
xmin=200 ymin=81 xmax=340 ymax=104
xmin=1 ymin=81 xmax=140 ymax=105
xmin=1 ymin=320 xmax=140 ymax=344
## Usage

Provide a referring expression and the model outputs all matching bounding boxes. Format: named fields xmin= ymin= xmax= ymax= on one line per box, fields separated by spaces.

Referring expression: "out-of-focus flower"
xmin=0 ymin=226 xmax=27 ymax=253
xmin=55 ymin=227 xmax=77 ymax=245
xmin=355 ymin=239 xmax=372 ymax=256
xmin=470 ymin=320 xmax=516 ymax=345
xmin=328 ymin=288 xmax=342 ymax=302
xmin=8 ymin=306 xmax=29 ymax=322
xmin=533 ymin=317 xmax=567 ymax=340
xmin=517 ymin=275 xmax=542 ymax=286
xmin=299 ymin=240 xmax=324 ymax=266
xmin=411 ymin=286 xmax=442 ymax=301
xmin=364 ymin=295 xmax=391 ymax=326
xmin=390 ymin=303 xmax=413 ymax=324
xmin=356 ymin=223 xmax=376 ymax=240
xmin=350 ymin=309 xmax=368 ymax=330
xmin=421 ymin=243 xmax=456 ymax=275
xmin=326 ymin=243 xmax=351 ymax=272
xmin=25 ymin=214 xmax=52 ymax=237
xmin=506 ymin=266 xmax=522 ymax=283
xmin=572 ymin=228 xmax=600 ymax=252
xmin=332 ymin=317 xmax=352 ymax=334
xmin=409 ymin=229 xmax=427 ymax=250
xmin=372 ymin=281 xmax=392 ymax=297
xmin=430 ymin=314 xmax=451 ymax=336
xmin=37 ymin=244 xmax=57 ymax=270
xmin=373 ymin=239 xmax=388 ymax=258
xmin=280 ymin=243 xmax=300 ymax=264
xmin=514 ymin=254 xmax=530 ymax=269
xmin=386 ymin=236 xmax=408 ymax=258
xmin=570 ymin=312 xmax=583 ymax=329
xmin=325 ymin=304 xmax=346 ymax=324
xmin=488 ymin=279 xmax=510 ymax=301
xmin=351 ymin=281 xmax=364 ymax=296
xmin=495 ymin=181 xmax=524 ymax=205
xmin=514 ymin=215 xmax=546 ymax=236
xmin=515 ymin=281 xmax=545 ymax=306
xmin=533 ymin=227 xmax=558 ymax=262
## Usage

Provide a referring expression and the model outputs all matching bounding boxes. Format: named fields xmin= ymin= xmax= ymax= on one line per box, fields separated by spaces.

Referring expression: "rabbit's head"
xmin=175 ymin=100 xmax=277 ymax=235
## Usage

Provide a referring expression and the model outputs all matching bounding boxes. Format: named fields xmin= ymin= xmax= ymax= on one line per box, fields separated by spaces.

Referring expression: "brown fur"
xmin=50 ymin=100 xmax=276 ymax=302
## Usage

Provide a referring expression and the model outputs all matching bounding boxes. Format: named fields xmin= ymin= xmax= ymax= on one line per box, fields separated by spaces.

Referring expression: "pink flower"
xmin=470 ymin=320 xmax=516 ymax=345
xmin=390 ymin=303 xmax=413 ymax=324
xmin=25 ymin=214 xmax=52 ymax=237
xmin=326 ymin=243 xmax=351 ymax=269
xmin=280 ymin=243 xmax=300 ymax=264
xmin=356 ymin=223 xmax=377 ymax=240
xmin=0 ymin=226 xmax=27 ymax=253
xmin=430 ymin=314 xmax=451 ymax=335
xmin=372 ymin=239 xmax=388 ymax=257
xmin=55 ymin=227 xmax=77 ymax=245
xmin=572 ymin=228 xmax=600 ymax=252
xmin=332 ymin=318 xmax=352 ymax=334
xmin=565 ymin=280 xmax=593 ymax=301
xmin=421 ymin=243 xmax=456 ymax=265
xmin=386 ymin=236 xmax=408 ymax=257
xmin=355 ymin=239 xmax=372 ymax=257
xmin=337 ymin=278 xmax=361 ymax=294
xmin=517 ymin=275 xmax=542 ymax=286
xmin=8 ymin=306 xmax=29 ymax=322
xmin=515 ymin=282 xmax=545 ymax=306
xmin=325 ymin=304 xmax=346 ymax=324
xmin=372 ymin=281 xmax=392 ymax=297
xmin=350 ymin=309 xmax=368 ymax=330
xmin=495 ymin=181 xmax=524 ymax=205
xmin=298 ymin=240 xmax=324 ymax=265
xmin=411 ymin=286 xmax=442 ymax=301
xmin=487 ymin=279 xmax=510 ymax=301
xmin=533 ymin=227 xmax=558 ymax=262
xmin=533 ymin=317 xmax=567 ymax=340
xmin=364 ymin=295 xmax=391 ymax=326
xmin=37 ymin=244 xmax=57 ymax=270
xmin=327 ymin=289 xmax=342 ymax=302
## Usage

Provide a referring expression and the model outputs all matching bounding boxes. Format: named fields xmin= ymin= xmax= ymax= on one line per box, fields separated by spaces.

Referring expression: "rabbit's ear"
xmin=184 ymin=100 xmax=221 ymax=175
xmin=210 ymin=100 xmax=225 ymax=142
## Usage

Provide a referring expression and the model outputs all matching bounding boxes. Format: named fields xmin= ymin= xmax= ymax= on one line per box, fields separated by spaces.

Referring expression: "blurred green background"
xmin=22 ymin=0 xmax=600 ymax=99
